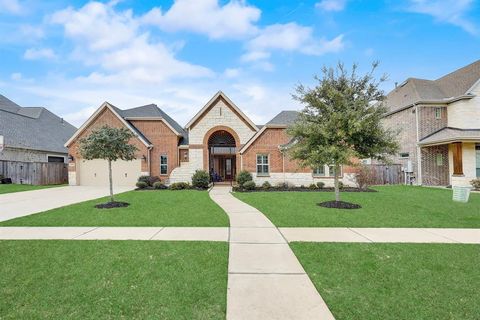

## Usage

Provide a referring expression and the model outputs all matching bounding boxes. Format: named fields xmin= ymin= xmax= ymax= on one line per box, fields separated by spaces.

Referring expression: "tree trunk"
xmin=334 ymin=164 xmax=340 ymax=202
xmin=108 ymin=159 xmax=114 ymax=203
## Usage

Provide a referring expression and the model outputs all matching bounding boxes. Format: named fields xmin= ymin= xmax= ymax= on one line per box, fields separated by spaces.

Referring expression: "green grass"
xmin=0 ymin=190 xmax=229 ymax=227
xmin=291 ymin=243 xmax=480 ymax=320
xmin=0 ymin=184 xmax=64 ymax=195
xmin=0 ymin=240 xmax=228 ymax=319
xmin=234 ymin=185 xmax=480 ymax=227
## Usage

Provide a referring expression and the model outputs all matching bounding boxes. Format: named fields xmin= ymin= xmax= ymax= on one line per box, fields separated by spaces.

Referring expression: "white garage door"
xmin=79 ymin=159 xmax=141 ymax=187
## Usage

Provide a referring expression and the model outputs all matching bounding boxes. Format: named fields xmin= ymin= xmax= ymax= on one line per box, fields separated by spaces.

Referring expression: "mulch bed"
xmin=233 ymin=187 xmax=376 ymax=193
xmin=317 ymin=200 xmax=362 ymax=209
xmin=95 ymin=202 xmax=130 ymax=209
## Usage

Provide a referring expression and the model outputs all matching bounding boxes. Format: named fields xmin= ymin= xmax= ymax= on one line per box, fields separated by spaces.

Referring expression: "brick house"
xmin=383 ymin=60 xmax=480 ymax=187
xmin=66 ymin=91 xmax=356 ymax=187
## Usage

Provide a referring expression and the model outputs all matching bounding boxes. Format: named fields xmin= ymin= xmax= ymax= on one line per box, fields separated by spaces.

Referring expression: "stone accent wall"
xmin=418 ymin=106 xmax=448 ymax=139
xmin=67 ymin=107 xmax=148 ymax=185
xmin=129 ymin=120 xmax=179 ymax=177
xmin=0 ymin=147 xmax=66 ymax=163
xmin=188 ymin=97 xmax=257 ymax=145
xmin=382 ymin=107 xmax=418 ymax=178
xmin=421 ymin=145 xmax=449 ymax=186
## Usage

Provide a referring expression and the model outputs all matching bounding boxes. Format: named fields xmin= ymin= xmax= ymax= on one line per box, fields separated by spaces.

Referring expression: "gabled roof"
xmin=385 ymin=60 xmax=480 ymax=113
xmin=239 ymin=110 xmax=300 ymax=154
xmin=185 ymin=91 xmax=258 ymax=131
xmin=65 ymin=102 xmax=152 ymax=147
xmin=0 ymin=94 xmax=77 ymax=154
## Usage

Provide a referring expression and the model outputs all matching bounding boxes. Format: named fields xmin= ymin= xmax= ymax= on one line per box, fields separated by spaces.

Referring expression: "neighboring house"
xmin=66 ymin=91 xmax=356 ymax=187
xmin=0 ymin=95 xmax=77 ymax=163
xmin=383 ymin=60 xmax=480 ymax=187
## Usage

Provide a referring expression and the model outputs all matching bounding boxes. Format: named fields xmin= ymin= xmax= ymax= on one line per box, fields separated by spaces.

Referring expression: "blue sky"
xmin=0 ymin=0 xmax=479 ymax=127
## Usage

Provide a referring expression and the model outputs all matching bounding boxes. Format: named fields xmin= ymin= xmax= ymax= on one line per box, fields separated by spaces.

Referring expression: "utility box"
xmin=452 ymin=186 xmax=472 ymax=203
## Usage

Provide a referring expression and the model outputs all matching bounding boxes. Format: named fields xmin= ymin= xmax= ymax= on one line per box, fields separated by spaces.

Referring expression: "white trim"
xmin=124 ymin=117 xmax=182 ymax=136
xmin=466 ymin=78 xmax=480 ymax=94
xmin=418 ymin=137 xmax=480 ymax=146
xmin=64 ymin=102 xmax=152 ymax=148
xmin=185 ymin=91 xmax=258 ymax=131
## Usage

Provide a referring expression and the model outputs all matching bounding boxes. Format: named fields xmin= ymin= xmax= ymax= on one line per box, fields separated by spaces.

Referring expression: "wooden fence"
xmin=0 ymin=160 xmax=68 ymax=185
xmin=366 ymin=164 xmax=404 ymax=185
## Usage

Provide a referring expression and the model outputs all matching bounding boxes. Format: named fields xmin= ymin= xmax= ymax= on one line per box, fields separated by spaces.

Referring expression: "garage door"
xmin=79 ymin=159 xmax=141 ymax=187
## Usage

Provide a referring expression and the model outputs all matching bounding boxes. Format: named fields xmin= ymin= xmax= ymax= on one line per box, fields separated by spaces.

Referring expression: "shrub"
xmin=169 ymin=182 xmax=190 ymax=190
xmin=262 ymin=181 xmax=271 ymax=190
xmin=236 ymin=170 xmax=253 ymax=186
xmin=338 ymin=181 xmax=344 ymax=189
xmin=192 ymin=170 xmax=210 ymax=189
xmin=136 ymin=181 xmax=148 ymax=189
xmin=309 ymin=183 xmax=318 ymax=190
xmin=153 ymin=181 xmax=166 ymax=190
xmin=275 ymin=181 xmax=293 ymax=189
xmin=471 ymin=178 xmax=480 ymax=190
xmin=316 ymin=181 xmax=325 ymax=189
xmin=243 ymin=180 xmax=256 ymax=191
xmin=137 ymin=175 xmax=160 ymax=187
xmin=355 ymin=165 xmax=376 ymax=190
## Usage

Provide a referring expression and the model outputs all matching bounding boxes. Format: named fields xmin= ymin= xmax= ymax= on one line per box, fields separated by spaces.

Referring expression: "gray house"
xmin=0 ymin=95 xmax=77 ymax=163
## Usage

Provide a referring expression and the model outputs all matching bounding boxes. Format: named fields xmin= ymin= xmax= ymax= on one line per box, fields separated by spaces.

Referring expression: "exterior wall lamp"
xmin=68 ymin=154 xmax=74 ymax=161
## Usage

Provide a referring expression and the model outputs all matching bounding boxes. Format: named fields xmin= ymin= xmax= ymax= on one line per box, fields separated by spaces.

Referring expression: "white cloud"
xmin=142 ymin=0 xmax=261 ymax=39
xmin=242 ymin=23 xmax=345 ymax=62
xmin=0 ymin=0 xmax=22 ymax=14
xmin=19 ymin=24 xmax=45 ymax=40
xmin=224 ymin=68 xmax=241 ymax=78
xmin=408 ymin=0 xmax=477 ymax=34
xmin=50 ymin=1 xmax=213 ymax=84
xmin=315 ymin=0 xmax=346 ymax=12
xmin=51 ymin=2 xmax=137 ymax=51
xmin=23 ymin=48 xmax=57 ymax=60
xmin=11 ymin=72 xmax=22 ymax=80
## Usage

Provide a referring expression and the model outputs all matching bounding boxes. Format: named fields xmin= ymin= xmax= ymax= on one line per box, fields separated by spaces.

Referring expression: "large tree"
xmin=287 ymin=62 xmax=399 ymax=203
xmin=78 ymin=126 xmax=138 ymax=203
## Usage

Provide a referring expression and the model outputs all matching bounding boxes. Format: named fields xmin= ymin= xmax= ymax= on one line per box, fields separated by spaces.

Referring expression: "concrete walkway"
xmin=209 ymin=186 xmax=335 ymax=320
xmin=280 ymin=227 xmax=480 ymax=244
xmin=0 ymin=227 xmax=228 ymax=241
xmin=0 ymin=186 xmax=133 ymax=222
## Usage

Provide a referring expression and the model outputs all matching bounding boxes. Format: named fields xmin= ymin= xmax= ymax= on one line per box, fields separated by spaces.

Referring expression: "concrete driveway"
xmin=0 ymin=186 xmax=133 ymax=222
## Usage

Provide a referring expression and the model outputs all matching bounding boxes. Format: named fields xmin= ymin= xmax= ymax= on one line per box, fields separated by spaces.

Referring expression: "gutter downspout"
xmin=147 ymin=146 xmax=153 ymax=176
xmin=415 ymin=104 xmax=422 ymax=185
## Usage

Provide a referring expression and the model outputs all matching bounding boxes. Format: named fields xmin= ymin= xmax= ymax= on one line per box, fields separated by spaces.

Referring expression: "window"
xmin=399 ymin=152 xmax=410 ymax=158
xmin=328 ymin=165 xmax=341 ymax=177
xmin=47 ymin=156 xmax=65 ymax=163
xmin=160 ymin=155 xmax=168 ymax=175
xmin=256 ymin=154 xmax=269 ymax=176
xmin=434 ymin=107 xmax=442 ymax=119
xmin=436 ymin=153 xmax=443 ymax=166
xmin=313 ymin=166 xmax=325 ymax=176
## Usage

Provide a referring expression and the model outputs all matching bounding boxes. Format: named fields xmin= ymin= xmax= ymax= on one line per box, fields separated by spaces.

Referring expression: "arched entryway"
xmin=207 ymin=129 xmax=237 ymax=182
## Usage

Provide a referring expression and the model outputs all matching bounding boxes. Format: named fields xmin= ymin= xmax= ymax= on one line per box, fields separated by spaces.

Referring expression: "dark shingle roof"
xmin=266 ymin=111 xmax=300 ymax=126
xmin=113 ymin=103 xmax=188 ymax=145
xmin=419 ymin=127 xmax=480 ymax=145
xmin=385 ymin=60 xmax=480 ymax=112
xmin=0 ymin=94 xmax=77 ymax=153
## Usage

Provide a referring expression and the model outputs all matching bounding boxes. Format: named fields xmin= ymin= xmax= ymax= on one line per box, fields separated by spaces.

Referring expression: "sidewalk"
xmin=209 ymin=186 xmax=335 ymax=320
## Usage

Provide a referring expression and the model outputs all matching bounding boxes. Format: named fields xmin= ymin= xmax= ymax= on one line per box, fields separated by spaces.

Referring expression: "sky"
xmin=0 ymin=0 xmax=479 ymax=127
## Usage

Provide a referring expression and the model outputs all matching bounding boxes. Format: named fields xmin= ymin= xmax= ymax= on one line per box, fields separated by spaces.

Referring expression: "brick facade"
xmin=421 ymin=145 xmax=449 ymax=186
xmin=418 ymin=106 xmax=448 ymax=140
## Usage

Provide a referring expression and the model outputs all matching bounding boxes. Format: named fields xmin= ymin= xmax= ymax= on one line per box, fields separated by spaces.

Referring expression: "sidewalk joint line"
xmin=348 ymin=228 xmax=374 ymax=242
xmin=73 ymin=227 xmax=99 ymax=239
xmin=421 ymin=228 xmax=460 ymax=243
xmin=148 ymin=227 xmax=165 ymax=240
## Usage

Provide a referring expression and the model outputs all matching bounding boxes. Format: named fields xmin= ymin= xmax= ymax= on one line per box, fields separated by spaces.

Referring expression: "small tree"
xmin=287 ymin=62 xmax=399 ymax=203
xmin=78 ymin=126 xmax=138 ymax=203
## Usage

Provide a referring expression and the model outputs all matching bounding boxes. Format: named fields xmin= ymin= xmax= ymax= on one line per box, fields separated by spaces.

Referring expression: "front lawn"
xmin=0 ymin=240 xmax=228 ymax=319
xmin=291 ymin=243 xmax=480 ymax=320
xmin=0 ymin=184 xmax=64 ymax=195
xmin=234 ymin=185 xmax=480 ymax=227
xmin=0 ymin=190 xmax=229 ymax=227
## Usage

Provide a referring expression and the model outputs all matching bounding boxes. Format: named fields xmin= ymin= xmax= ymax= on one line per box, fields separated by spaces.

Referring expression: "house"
xmin=383 ymin=60 xmax=480 ymax=187
xmin=0 ymin=95 xmax=77 ymax=163
xmin=66 ymin=91 xmax=356 ymax=187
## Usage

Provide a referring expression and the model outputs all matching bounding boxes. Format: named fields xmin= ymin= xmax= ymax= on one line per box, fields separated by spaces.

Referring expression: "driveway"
xmin=0 ymin=186 xmax=133 ymax=222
